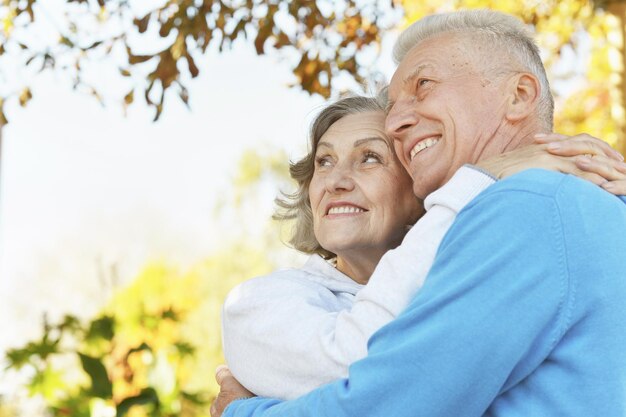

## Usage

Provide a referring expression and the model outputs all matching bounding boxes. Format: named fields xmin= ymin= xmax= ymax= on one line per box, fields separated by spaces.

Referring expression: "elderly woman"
xmin=219 ymin=93 xmax=626 ymax=404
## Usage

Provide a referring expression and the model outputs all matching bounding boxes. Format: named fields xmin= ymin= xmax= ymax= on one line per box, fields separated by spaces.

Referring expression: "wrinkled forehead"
xmin=389 ymin=36 xmax=460 ymax=88
xmin=388 ymin=33 xmax=476 ymax=97
xmin=320 ymin=111 xmax=389 ymax=144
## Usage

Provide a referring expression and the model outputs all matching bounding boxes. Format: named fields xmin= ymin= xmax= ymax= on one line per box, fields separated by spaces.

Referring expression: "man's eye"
xmin=417 ymin=78 xmax=432 ymax=88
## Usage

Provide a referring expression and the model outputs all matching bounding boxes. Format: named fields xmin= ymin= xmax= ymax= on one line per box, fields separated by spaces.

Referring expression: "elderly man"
xmin=213 ymin=9 xmax=626 ymax=417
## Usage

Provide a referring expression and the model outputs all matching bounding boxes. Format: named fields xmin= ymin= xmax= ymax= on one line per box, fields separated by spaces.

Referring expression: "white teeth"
xmin=410 ymin=138 xmax=440 ymax=160
xmin=328 ymin=206 xmax=365 ymax=215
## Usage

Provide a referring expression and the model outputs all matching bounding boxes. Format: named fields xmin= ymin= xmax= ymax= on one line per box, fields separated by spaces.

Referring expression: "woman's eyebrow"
xmin=317 ymin=141 xmax=333 ymax=150
xmin=354 ymin=137 xmax=390 ymax=149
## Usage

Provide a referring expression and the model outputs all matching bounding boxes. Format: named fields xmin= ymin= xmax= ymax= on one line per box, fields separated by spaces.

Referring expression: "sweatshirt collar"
xmin=302 ymin=254 xmax=365 ymax=294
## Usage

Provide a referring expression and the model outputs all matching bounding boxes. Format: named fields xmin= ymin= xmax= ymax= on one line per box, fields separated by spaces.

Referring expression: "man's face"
xmin=386 ymin=33 xmax=511 ymax=198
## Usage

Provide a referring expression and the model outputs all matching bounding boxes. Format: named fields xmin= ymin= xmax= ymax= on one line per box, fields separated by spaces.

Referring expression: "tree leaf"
xmin=127 ymin=46 xmax=154 ymax=64
xmin=116 ymin=388 xmax=159 ymax=417
xmin=126 ymin=342 xmax=152 ymax=357
xmin=179 ymin=87 xmax=190 ymax=108
xmin=60 ymin=36 xmax=74 ymax=48
xmin=254 ymin=21 xmax=272 ymax=55
xmin=134 ymin=14 xmax=151 ymax=33
xmin=180 ymin=390 xmax=209 ymax=405
xmin=171 ymin=34 xmax=186 ymax=60
xmin=85 ymin=316 xmax=115 ymax=342
xmin=174 ymin=341 xmax=195 ymax=356
xmin=58 ymin=314 xmax=82 ymax=333
xmin=27 ymin=366 xmax=66 ymax=401
xmin=124 ymin=90 xmax=134 ymax=106
xmin=84 ymin=40 xmax=103 ymax=50
xmin=185 ymin=53 xmax=199 ymax=77
xmin=159 ymin=18 xmax=174 ymax=38
xmin=5 ymin=347 xmax=32 ymax=370
xmin=78 ymin=353 xmax=112 ymax=399
xmin=18 ymin=88 xmax=32 ymax=107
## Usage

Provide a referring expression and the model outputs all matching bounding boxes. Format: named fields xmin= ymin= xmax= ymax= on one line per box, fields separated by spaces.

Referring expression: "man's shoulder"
xmin=448 ymin=169 xmax=625 ymax=241
xmin=474 ymin=168 xmax=625 ymax=210
xmin=483 ymin=168 xmax=579 ymax=198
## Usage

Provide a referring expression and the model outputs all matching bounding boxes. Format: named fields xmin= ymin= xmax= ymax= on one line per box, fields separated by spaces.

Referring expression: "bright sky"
xmin=0 ymin=44 xmax=328 ymax=347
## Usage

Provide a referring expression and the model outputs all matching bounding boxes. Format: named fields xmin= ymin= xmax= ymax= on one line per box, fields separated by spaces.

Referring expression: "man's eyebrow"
xmin=386 ymin=64 xmax=432 ymax=113
xmin=403 ymin=64 xmax=431 ymax=86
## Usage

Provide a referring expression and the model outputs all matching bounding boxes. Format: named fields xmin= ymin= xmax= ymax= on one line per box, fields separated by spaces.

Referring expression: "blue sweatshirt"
xmin=225 ymin=169 xmax=626 ymax=417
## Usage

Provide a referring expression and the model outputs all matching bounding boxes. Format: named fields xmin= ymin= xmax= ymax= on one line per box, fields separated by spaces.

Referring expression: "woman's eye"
xmin=315 ymin=156 xmax=332 ymax=167
xmin=363 ymin=152 xmax=382 ymax=163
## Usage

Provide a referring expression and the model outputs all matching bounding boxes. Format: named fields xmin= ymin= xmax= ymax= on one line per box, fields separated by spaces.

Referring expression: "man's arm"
xmin=221 ymin=173 xmax=576 ymax=417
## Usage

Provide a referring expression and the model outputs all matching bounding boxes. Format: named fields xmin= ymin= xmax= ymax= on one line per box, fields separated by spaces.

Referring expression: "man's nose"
xmin=325 ymin=162 xmax=355 ymax=193
xmin=385 ymin=99 xmax=418 ymax=142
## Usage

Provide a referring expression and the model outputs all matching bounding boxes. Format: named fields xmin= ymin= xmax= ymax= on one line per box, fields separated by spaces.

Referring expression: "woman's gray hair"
xmin=393 ymin=9 xmax=554 ymax=130
xmin=274 ymin=93 xmax=387 ymax=259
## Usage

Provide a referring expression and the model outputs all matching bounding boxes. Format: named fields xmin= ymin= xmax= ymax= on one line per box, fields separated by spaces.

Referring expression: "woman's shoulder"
xmin=223 ymin=255 xmax=361 ymax=312
xmin=233 ymin=265 xmax=322 ymax=295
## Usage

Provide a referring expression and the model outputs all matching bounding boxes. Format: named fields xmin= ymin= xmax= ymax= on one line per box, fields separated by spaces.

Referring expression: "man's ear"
xmin=505 ymin=72 xmax=540 ymax=123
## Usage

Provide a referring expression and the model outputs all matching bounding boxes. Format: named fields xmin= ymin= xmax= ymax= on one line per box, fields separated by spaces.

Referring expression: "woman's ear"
xmin=505 ymin=72 xmax=540 ymax=123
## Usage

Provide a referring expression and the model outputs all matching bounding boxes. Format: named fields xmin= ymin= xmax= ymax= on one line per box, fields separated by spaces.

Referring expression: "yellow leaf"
xmin=171 ymin=35 xmax=185 ymax=60
xmin=3 ymin=7 xmax=16 ymax=37
xmin=19 ymin=87 xmax=32 ymax=107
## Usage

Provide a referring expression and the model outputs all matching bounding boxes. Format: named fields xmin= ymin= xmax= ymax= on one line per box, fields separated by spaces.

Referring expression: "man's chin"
xmin=412 ymin=182 xmax=435 ymax=200
xmin=411 ymin=171 xmax=448 ymax=199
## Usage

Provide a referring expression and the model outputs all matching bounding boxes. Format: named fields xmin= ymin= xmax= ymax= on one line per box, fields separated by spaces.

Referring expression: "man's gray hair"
xmin=393 ymin=9 xmax=554 ymax=129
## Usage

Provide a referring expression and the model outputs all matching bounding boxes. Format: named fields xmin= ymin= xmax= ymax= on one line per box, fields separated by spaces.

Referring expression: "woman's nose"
xmin=325 ymin=163 xmax=355 ymax=193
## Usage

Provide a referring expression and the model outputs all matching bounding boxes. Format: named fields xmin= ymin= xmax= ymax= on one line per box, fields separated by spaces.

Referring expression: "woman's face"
xmin=309 ymin=111 xmax=422 ymax=261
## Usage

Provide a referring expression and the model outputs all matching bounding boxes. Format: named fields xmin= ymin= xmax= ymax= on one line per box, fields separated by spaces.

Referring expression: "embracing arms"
xmin=221 ymin=166 xmax=493 ymax=399
xmin=218 ymin=171 xmax=626 ymax=417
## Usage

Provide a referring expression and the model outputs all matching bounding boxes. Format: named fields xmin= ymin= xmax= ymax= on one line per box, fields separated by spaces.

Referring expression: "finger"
xmin=548 ymin=156 xmax=607 ymax=185
xmin=602 ymin=179 xmax=626 ymax=196
xmin=541 ymin=133 xmax=625 ymax=161
xmin=534 ymin=132 xmax=568 ymax=143
xmin=575 ymin=155 xmax=626 ymax=182
xmin=546 ymin=139 xmax=622 ymax=161
xmin=571 ymin=134 xmax=624 ymax=161
xmin=210 ymin=401 xmax=218 ymax=417
xmin=215 ymin=365 xmax=231 ymax=385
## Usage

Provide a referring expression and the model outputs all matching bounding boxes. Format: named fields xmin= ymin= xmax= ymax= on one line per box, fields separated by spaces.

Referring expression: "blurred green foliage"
xmin=4 ymin=310 xmax=207 ymax=416
xmin=3 ymin=147 xmax=292 ymax=416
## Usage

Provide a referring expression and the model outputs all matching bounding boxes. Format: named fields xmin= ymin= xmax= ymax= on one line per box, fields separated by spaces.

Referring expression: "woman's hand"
xmin=535 ymin=133 xmax=626 ymax=195
xmin=476 ymin=133 xmax=626 ymax=195
xmin=211 ymin=365 xmax=255 ymax=417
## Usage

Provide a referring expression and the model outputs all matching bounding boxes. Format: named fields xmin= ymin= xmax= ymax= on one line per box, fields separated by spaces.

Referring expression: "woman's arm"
xmin=479 ymin=133 xmax=626 ymax=195
xmin=222 ymin=166 xmax=494 ymax=400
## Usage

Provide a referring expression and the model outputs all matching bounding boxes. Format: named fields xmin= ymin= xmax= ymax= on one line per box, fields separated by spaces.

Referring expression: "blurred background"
xmin=0 ymin=0 xmax=624 ymax=416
